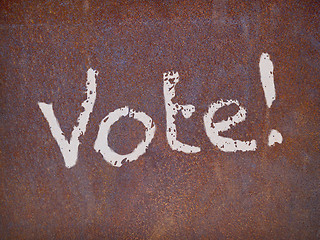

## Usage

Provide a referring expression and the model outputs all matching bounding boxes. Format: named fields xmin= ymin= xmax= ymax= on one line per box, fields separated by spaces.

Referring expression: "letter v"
xmin=38 ymin=68 xmax=98 ymax=168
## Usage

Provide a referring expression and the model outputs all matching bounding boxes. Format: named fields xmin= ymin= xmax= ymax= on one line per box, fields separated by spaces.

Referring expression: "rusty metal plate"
xmin=1 ymin=1 xmax=319 ymax=239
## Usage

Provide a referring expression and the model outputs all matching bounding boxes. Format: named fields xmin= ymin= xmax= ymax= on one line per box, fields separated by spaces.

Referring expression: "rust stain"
xmin=1 ymin=0 xmax=319 ymax=239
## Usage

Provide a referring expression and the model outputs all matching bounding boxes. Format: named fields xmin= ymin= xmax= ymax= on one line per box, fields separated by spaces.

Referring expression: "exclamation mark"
xmin=259 ymin=53 xmax=283 ymax=146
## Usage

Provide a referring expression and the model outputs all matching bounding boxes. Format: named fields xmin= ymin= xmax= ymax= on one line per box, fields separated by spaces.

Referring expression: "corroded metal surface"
xmin=1 ymin=1 xmax=319 ymax=239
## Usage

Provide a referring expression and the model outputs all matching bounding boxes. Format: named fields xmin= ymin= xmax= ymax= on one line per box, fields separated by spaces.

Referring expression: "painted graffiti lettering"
xmin=94 ymin=107 xmax=156 ymax=167
xmin=38 ymin=69 xmax=97 ymax=168
xmin=38 ymin=53 xmax=283 ymax=168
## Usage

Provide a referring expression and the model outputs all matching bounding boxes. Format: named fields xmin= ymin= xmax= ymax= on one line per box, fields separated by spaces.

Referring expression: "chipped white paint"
xmin=268 ymin=129 xmax=283 ymax=146
xmin=38 ymin=68 xmax=98 ymax=168
xmin=163 ymin=71 xmax=201 ymax=153
xmin=38 ymin=53 xmax=285 ymax=168
xmin=260 ymin=53 xmax=283 ymax=146
xmin=94 ymin=106 xmax=156 ymax=167
xmin=259 ymin=53 xmax=276 ymax=108
xmin=203 ymin=99 xmax=257 ymax=152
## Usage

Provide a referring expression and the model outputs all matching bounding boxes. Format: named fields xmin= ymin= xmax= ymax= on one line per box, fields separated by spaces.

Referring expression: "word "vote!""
xmin=38 ymin=53 xmax=283 ymax=168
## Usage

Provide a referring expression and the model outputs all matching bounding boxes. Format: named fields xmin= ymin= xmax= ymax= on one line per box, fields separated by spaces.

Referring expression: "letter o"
xmin=94 ymin=106 xmax=156 ymax=167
